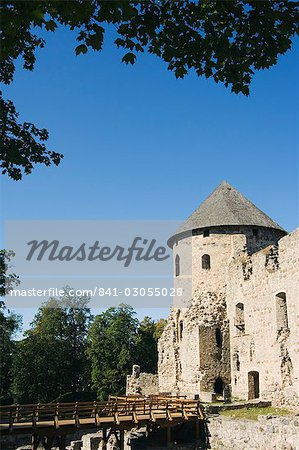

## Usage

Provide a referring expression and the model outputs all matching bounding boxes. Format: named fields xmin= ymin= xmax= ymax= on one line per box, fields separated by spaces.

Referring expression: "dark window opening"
xmin=215 ymin=328 xmax=222 ymax=348
xmin=203 ymin=229 xmax=210 ymax=238
xmin=235 ymin=303 xmax=245 ymax=335
xmin=175 ymin=254 xmax=180 ymax=277
xmin=179 ymin=320 xmax=184 ymax=340
xmin=233 ymin=350 xmax=240 ymax=371
xmin=276 ymin=292 xmax=288 ymax=332
xmin=213 ymin=377 xmax=224 ymax=395
xmin=202 ymin=254 xmax=211 ymax=270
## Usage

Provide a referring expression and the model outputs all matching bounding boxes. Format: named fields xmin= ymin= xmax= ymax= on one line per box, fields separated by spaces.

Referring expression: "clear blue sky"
xmin=1 ymin=27 xmax=298 ymax=331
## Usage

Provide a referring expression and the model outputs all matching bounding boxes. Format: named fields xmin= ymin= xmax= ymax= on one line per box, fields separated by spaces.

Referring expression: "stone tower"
xmin=158 ymin=181 xmax=286 ymax=400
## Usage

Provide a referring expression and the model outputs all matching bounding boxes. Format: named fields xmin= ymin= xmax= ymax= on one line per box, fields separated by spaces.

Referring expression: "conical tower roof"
xmin=169 ymin=181 xmax=285 ymax=246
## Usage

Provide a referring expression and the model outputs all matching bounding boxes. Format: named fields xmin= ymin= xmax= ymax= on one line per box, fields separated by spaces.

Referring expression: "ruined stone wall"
xmin=158 ymin=309 xmax=180 ymax=394
xmin=126 ymin=365 xmax=159 ymax=396
xmin=159 ymin=226 xmax=296 ymax=401
xmin=227 ymin=229 xmax=299 ymax=405
xmin=160 ymin=228 xmax=242 ymax=397
xmin=208 ymin=414 xmax=299 ymax=450
xmin=125 ymin=415 xmax=299 ymax=450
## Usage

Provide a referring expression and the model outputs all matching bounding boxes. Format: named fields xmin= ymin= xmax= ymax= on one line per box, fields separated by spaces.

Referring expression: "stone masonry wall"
xmin=159 ymin=226 xmax=297 ymax=402
xmin=207 ymin=414 xmax=299 ymax=450
xmin=126 ymin=365 xmax=159 ymax=396
xmin=227 ymin=229 xmax=299 ymax=405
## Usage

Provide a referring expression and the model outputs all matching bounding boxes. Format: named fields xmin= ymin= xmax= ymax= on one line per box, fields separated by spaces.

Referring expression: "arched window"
xmin=276 ymin=292 xmax=288 ymax=331
xmin=213 ymin=377 xmax=224 ymax=395
xmin=235 ymin=303 xmax=245 ymax=335
xmin=175 ymin=254 xmax=180 ymax=277
xmin=215 ymin=328 xmax=222 ymax=348
xmin=202 ymin=254 xmax=211 ymax=270
xmin=203 ymin=229 xmax=210 ymax=238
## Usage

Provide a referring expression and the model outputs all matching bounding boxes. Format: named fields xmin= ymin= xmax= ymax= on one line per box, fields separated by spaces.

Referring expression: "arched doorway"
xmin=248 ymin=371 xmax=259 ymax=399
xmin=213 ymin=377 xmax=224 ymax=395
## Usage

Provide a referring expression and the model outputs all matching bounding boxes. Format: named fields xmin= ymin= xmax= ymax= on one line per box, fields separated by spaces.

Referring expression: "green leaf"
xmin=121 ymin=52 xmax=136 ymax=65
xmin=45 ymin=20 xmax=57 ymax=32
xmin=115 ymin=38 xmax=126 ymax=48
xmin=75 ymin=44 xmax=88 ymax=56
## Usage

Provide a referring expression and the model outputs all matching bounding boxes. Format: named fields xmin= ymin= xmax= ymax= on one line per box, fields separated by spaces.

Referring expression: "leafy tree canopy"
xmin=135 ymin=316 xmax=159 ymax=373
xmin=87 ymin=306 xmax=167 ymax=400
xmin=0 ymin=0 xmax=298 ymax=179
xmin=87 ymin=303 xmax=139 ymax=400
xmin=12 ymin=287 xmax=93 ymax=403
xmin=0 ymin=251 xmax=21 ymax=403
xmin=154 ymin=317 xmax=167 ymax=341
xmin=0 ymin=302 xmax=21 ymax=404
xmin=0 ymin=249 xmax=20 ymax=298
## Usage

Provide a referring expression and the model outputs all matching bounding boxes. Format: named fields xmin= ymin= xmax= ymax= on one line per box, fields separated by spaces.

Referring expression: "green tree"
xmin=12 ymin=289 xmax=92 ymax=403
xmin=1 ymin=1 xmax=298 ymax=179
xmin=0 ymin=250 xmax=20 ymax=297
xmin=0 ymin=303 xmax=21 ymax=404
xmin=87 ymin=304 xmax=138 ymax=400
xmin=154 ymin=318 xmax=167 ymax=341
xmin=0 ymin=249 xmax=21 ymax=404
xmin=135 ymin=316 xmax=158 ymax=373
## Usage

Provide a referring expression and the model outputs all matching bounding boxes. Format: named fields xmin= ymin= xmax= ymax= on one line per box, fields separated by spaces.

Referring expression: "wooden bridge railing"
xmin=0 ymin=396 xmax=204 ymax=433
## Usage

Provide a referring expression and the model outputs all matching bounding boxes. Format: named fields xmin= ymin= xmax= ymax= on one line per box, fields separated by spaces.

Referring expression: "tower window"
xmin=203 ymin=229 xmax=210 ymax=238
xmin=215 ymin=328 xmax=222 ymax=348
xmin=175 ymin=254 xmax=180 ymax=277
xmin=235 ymin=303 xmax=245 ymax=335
xmin=253 ymin=229 xmax=259 ymax=238
xmin=202 ymin=254 xmax=211 ymax=270
xmin=276 ymin=292 xmax=288 ymax=332
xmin=179 ymin=321 xmax=184 ymax=340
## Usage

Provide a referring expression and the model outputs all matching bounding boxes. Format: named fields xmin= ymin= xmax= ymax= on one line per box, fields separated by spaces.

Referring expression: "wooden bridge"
xmin=0 ymin=396 xmax=205 ymax=449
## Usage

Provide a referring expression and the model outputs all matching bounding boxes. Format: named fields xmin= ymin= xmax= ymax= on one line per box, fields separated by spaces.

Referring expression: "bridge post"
xmin=119 ymin=430 xmax=124 ymax=450
xmin=166 ymin=426 xmax=172 ymax=447
xmin=31 ymin=434 xmax=39 ymax=450
xmin=102 ymin=428 xmax=107 ymax=450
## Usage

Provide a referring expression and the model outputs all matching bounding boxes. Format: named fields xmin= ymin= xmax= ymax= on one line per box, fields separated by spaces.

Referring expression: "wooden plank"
xmin=132 ymin=410 xmax=138 ymax=424
xmin=150 ymin=410 xmax=156 ymax=422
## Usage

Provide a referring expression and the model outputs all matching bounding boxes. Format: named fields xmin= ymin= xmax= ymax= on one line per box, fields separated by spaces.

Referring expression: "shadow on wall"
xmin=128 ymin=421 xmax=211 ymax=449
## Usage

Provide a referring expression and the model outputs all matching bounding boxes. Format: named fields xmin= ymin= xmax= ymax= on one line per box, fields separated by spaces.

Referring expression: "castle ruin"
xmin=157 ymin=181 xmax=298 ymax=405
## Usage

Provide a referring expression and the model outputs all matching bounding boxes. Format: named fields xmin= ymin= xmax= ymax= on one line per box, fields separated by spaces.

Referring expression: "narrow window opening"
xmin=276 ymin=292 xmax=288 ymax=332
xmin=203 ymin=229 xmax=210 ymax=238
xmin=202 ymin=254 xmax=211 ymax=270
xmin=253 ymin=229 xmax=259 ymax=238
xmin=179 ymin=321 xmax=184 ymax=340
xmin=175 ymin=254 xmax=180 ymax=277
xmin=233 ymin=350 xmax=240 ymax=371
xmin=215 ymin=327 xmax=222 ymax=348
xmin=235 ymin=303 xmax=245 ymax=335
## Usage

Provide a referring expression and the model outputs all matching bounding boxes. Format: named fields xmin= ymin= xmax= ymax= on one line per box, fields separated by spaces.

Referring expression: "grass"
xmin=218 ymin=406 xmax=294 ymax=421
